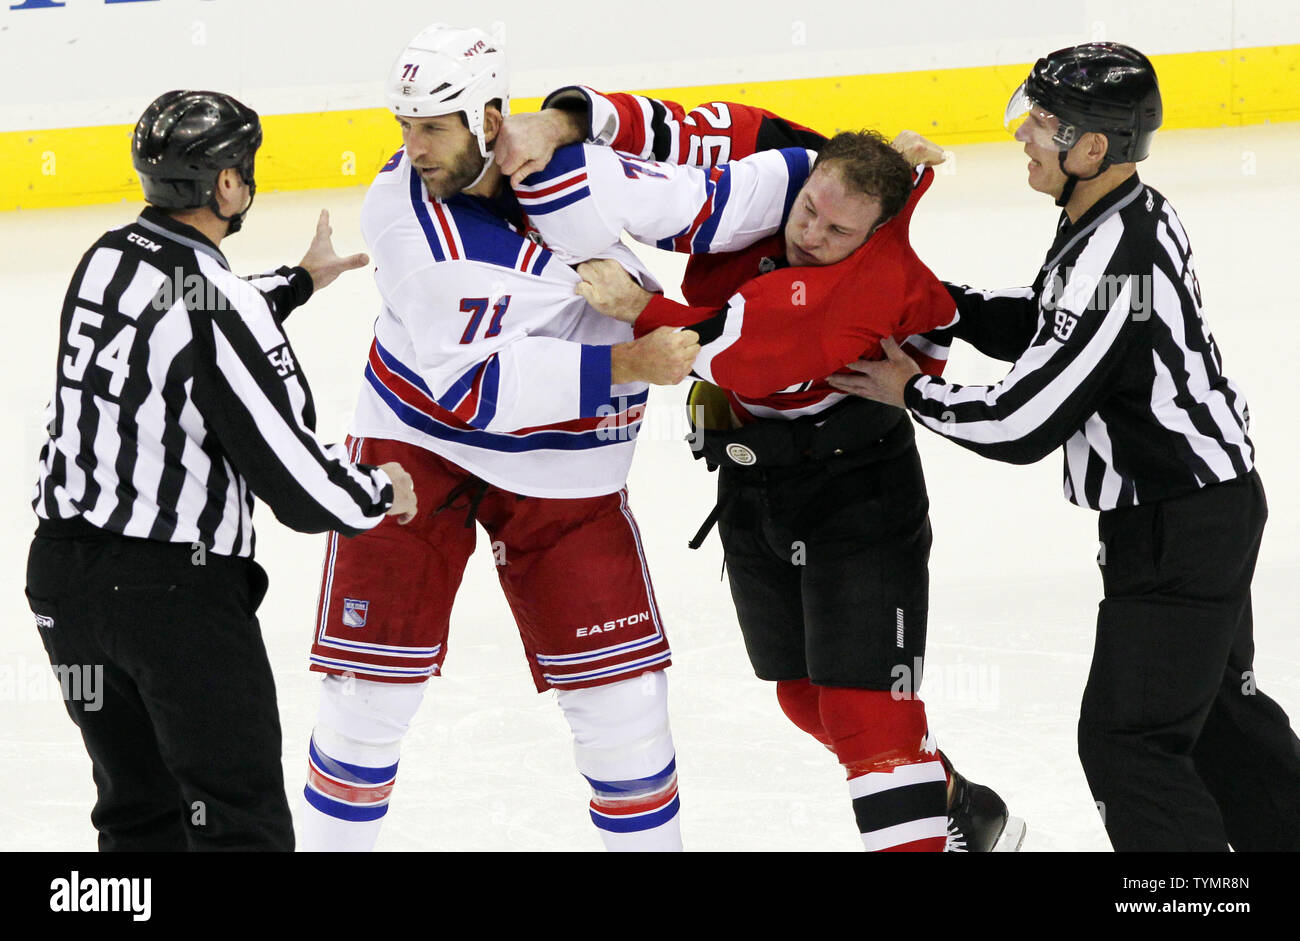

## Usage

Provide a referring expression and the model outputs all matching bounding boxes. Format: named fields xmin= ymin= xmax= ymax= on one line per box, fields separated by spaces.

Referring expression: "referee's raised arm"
xmin=203 ymin=207 xmax=417 ymax=535
xmin=189 ymin=234 xmax=398 ymax=536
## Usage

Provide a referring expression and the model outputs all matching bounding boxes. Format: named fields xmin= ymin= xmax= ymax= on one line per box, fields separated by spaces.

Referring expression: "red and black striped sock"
xmin=819 ymin=687 xmax=948 ymax=852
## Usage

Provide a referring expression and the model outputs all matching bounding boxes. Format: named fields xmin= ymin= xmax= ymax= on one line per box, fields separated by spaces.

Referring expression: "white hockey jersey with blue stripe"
xmin=518 ymin=142 xmax=814 ymax=260
xmin=352 ymin=143 xmax=812 ymax=497
xmin=353 ymin=148 xmax=660 ymax=498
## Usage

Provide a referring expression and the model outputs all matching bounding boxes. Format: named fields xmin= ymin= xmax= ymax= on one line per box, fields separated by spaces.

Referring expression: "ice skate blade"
xmin=993 ymin=816 xmax=1026 ymax=852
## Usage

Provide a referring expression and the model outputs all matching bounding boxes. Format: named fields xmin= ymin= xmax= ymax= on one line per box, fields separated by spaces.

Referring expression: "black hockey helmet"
xmin=1005 ymin=43 xmax=1161 ymax=205
xmin=132 ymin=90 xmax=262 ymax=231
xmin=1009 ymin=42 xmax=1162 ymax=164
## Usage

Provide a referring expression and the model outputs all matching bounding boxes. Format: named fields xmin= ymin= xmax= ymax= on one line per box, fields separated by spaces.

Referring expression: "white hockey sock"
xmin=556 ymin=671 xmax=682 ymax=852
xmin=297 ymin=675 xmax=427 ymax=852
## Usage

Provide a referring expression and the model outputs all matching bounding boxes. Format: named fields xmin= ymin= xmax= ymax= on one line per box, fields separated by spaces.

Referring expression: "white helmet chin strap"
xmin=460 ymin=113 xmax=499 ymax=191
xmin=465 ymin=147 xmax=493 ymax=190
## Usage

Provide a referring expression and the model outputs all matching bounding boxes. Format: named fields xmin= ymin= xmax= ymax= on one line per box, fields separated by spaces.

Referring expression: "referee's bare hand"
xmin=379 ymin=461 xmax=418 ymax=525
xmin=826 ymin=337 xmax=921 ymax=408
xmin=298 ymin=210 xmax=370 ymax=292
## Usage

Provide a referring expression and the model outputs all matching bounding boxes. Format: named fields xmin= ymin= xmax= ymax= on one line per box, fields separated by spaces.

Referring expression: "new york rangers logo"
xmin=342 ymin=598 xmax=370 ymax=628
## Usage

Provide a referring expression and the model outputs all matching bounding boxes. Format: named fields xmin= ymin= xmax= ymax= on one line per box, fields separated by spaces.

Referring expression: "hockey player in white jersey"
xmin=298 ymin=24 xmax=699 ymax=851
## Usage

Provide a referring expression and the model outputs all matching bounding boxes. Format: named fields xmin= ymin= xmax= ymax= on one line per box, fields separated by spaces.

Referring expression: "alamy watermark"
xmin=1 ymin=655 xmax=103 ymax=711
xmin=595 ymin=399 xmax=706 ymax=451
xmin=890 ymin=656 xmax=1001 ymax=710
xmin=50 ymin=871 xmax=151 ymax=921
xmin=1040 ymin=267 xmax=1153 ymax=326
xmin=145 ymin=265 xmax=236 ymax=312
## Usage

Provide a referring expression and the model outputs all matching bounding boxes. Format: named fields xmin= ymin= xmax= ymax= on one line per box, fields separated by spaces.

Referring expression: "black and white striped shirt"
xmin=33 ymin=207 xmax=393 ymax=557
xmin=904 ymin=174 xmax=1253 ymax=511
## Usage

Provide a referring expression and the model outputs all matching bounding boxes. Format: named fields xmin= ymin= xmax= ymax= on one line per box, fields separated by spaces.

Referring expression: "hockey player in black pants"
xmin=833 ymin=43 xmax=1300 ymax=851
xmin=497 ymin=86 xmax=1025 ymax=852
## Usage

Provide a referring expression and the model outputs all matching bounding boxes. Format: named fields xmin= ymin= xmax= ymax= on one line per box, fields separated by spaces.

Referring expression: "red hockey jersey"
xmin=543 ymin=86 xmax=958 ymax=421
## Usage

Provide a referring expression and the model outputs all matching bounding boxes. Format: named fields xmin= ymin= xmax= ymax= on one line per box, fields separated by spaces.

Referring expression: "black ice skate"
xmin=941 ymin=755 xmax=1026 ymax=852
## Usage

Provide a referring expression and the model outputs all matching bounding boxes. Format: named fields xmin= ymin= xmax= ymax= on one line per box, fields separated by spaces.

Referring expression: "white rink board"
xmin=4 ymin=0 xmax=1300 ymax=131
xmin=1 ymin=124 xmax=1297 ymax=852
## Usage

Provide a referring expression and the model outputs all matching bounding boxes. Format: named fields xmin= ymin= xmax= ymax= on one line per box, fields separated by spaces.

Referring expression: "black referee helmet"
xmin=1023 ymin=43 xmax=1163 ymax=164
xmin=132 ymin=90 xmax=262 ymax=233
xmin=1005 ymin=43 xmax=1162 ymax=205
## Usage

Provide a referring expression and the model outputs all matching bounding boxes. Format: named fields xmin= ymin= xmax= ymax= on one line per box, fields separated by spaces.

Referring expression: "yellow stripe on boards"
xmin=3 ymin=44 xmax=1299 ymax=212
xmin=1233 ymin=43 xmax=1300 ymax=115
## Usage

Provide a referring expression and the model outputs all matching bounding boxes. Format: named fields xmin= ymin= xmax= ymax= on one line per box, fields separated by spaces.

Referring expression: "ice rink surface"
xmin=2 ymin=125 xmax=1297 ymax=852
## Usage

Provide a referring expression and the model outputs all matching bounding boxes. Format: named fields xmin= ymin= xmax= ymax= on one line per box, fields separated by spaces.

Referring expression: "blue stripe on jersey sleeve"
xmin=780 ymin=148 xmax=812 ymax=225
xmin=519 ymin=142 xmax=588 ymax=186
xmin=579 ymin=344 xmax=613 ymax=418
xmin=409 ymin=171 xmax=446 ymax=262
xmin=530 ymin=246 xmax=552 ymax=275
xmin=380 ymin=149 xmax=404 ymax=173
xmin=525 ymin=187 xmax=593 ymax=215
xmin=692 ymin=168 xmax=732 ymax=253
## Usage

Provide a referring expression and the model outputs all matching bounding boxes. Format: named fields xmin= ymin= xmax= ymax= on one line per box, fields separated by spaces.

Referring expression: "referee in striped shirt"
xmin=24 ymin=90 xmax=417 ymax=851
xmin=832 ymin=44 xmax=1300 ymax=850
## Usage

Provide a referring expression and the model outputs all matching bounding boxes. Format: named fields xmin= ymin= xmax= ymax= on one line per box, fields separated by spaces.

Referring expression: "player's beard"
xmin=422 ymin=139 xmax=489 ymax=200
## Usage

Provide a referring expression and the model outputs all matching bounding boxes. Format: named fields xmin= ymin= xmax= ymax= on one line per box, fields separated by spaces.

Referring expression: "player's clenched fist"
xmin=496 ymin=109 xmax=586 ymax=188
xmin=891 ymin=130 xmax=946 ymax=169
xmin=611 ymin=326 xmax=700 ymax=386
xmin=378 ymin=461 xmax=418 ymax=524
xmin=575 ymin=258 xmax=653 ymax=323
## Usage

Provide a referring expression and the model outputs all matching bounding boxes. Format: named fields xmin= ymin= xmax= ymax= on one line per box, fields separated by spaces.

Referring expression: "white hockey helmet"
xmin=385 ymin=23 xmax=510 ymax=158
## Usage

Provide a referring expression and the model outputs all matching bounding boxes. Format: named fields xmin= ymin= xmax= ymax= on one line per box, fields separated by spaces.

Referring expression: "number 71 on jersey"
xmin=459 ymin=295 xmax=511 ymax=344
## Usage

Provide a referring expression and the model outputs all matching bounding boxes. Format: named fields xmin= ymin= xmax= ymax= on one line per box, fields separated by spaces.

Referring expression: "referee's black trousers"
xmin=25 ymin=519 xmax=294 ymax=851
xmin=1081 ymin=470 xmax=1300 ymax=851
